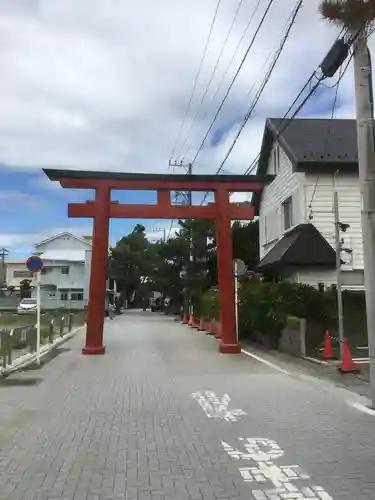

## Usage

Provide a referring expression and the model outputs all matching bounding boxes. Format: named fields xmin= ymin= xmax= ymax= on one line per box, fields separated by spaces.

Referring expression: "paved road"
xmin=0 ymin=311 xmax=375 ymax=500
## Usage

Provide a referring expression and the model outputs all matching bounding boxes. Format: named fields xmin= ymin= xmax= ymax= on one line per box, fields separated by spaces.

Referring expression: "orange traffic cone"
xmin=322 ymin=331 xmax=335 ymax=360
xmin=198 ymin=319 xmax=205 ymax=331
xmin=339 ymin=341 xmax=360 ymax=374
xmin=189 ymin=315 xmax=197 ymax=328
xmin=207 ymin=319 xmax=215 ymax=335
xmin=181 ymin=314 xmax=188 ymax=325
xmin=216 ymin=324 xmax=222 ymax=339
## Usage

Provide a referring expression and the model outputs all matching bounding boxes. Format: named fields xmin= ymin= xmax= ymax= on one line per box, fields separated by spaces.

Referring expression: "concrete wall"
xmin=0 ymin=297 xmax=85 ymax=311
xmin=278 ymin=319 xmax=306 ymax=357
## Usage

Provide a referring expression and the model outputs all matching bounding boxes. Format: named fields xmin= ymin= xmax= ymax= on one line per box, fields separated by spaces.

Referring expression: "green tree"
xmin=109 ymin=225 xmax=154 ymax=306
xmin=232 ymin=220 xmax=259 ymax=270
xmin=176 ymin=219 xmax=217 ymax=312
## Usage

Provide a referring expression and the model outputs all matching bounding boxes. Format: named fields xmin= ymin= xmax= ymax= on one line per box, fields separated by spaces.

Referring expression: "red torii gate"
xmin=43 ymin=169 xmax=271 ymax=355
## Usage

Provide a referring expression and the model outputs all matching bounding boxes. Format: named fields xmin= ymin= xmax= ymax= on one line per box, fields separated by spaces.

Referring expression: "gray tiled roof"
xmin=256 ymin=223 xmax=336 ymax=272
xmin=267 ymin=117 xmax=358 ymax=164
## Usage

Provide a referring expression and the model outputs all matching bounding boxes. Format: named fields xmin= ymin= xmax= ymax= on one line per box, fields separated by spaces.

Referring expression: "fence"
xmin=0 ymin=312 xmax=79 ymax=369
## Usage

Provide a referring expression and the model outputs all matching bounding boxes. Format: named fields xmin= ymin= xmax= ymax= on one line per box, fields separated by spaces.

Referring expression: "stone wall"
xmin=278 ymin=319 xmax=306 ymax=357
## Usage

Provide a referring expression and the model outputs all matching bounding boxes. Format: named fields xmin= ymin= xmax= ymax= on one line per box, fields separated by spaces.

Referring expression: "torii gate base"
xmin=44 ymin=169 xmax=270 ymax=355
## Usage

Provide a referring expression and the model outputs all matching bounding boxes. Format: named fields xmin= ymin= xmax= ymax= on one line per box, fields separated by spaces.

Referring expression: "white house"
xmin=5 ymin=260 xmax=33 ymax=291
xmin=32 ymin=232 xmax=93 ymax=304
xmin=254 ymin=117 xmax=363 ymax=290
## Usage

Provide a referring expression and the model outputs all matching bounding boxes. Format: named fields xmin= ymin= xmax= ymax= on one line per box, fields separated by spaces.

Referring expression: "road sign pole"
xmin=26 ymin=255 xmax=43 ymax=366
xmin=36 ymin=271 xmax=41 ymax=365
xmin=233 ymin=258 xmax=246 ymax=344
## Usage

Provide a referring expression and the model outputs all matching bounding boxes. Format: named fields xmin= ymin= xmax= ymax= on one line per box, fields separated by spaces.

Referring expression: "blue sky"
xmin=0 ymin=164 xmax=184 ymax=259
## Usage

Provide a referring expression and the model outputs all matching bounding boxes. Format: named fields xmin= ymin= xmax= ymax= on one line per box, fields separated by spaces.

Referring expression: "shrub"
xmin=239 ymin=281 xmax=289 ymax=345
xmin=199 ymin=280 xmax=336 ymax=347
xmin=198 ymin=287 xmax=219 ymax=320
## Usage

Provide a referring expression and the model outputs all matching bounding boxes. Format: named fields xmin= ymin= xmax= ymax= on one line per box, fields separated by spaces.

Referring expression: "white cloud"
xmin=0 ymin=190 xmax=50 ymax=212
xmin=0 ymin=223 xmax=93 ymax=252
xmin=0 ymin=0 xmax=367 ymax=178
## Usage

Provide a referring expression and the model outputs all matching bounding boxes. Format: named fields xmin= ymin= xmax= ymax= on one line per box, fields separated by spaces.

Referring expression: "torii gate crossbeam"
xmin=43 ymin=169 xmax=272 ymax=355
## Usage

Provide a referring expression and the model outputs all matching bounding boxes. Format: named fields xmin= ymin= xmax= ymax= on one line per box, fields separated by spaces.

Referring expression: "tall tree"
xmin=109 ymin=225 xmax=153 ymax=305
xmin=232 ymin=220 xmax=259 ymax=270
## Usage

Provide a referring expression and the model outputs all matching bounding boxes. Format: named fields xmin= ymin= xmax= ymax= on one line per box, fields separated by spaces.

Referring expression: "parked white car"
xmin=17 ymin=298 xmax=37 ymax=314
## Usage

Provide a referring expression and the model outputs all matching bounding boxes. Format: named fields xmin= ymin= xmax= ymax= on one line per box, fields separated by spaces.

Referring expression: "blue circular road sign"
xmin=26 ymin=255 xmax=43 ymax=273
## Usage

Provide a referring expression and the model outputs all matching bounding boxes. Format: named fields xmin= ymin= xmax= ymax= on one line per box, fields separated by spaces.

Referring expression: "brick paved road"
xmin=0 ymin=311 xmax=375 ymax=500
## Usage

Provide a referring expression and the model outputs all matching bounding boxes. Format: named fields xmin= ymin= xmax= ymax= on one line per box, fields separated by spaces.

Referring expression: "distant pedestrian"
xmin=108 ymin=302 xmax=115 ymax=320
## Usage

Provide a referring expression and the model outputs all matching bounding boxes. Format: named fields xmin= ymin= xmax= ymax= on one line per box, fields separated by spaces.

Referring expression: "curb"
xmin=0 ymin=324 xmax=86 ymax=376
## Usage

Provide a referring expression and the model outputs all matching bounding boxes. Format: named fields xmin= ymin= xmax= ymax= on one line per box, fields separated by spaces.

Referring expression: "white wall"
xmin=35 ymin=261 xmax=86 ymax=291
xmin=259 ymin=143 xmax=305 ymax=258
xmin=284 ymin=268 xmax=364 ymax=290
xmin=84 ymin=249 xmax=92 ymax=303
xmin=305 ymin=172 xmax=362 ymax=270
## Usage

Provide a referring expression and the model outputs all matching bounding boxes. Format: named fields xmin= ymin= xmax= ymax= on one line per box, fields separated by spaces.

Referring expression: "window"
xmin=13 ymin=270 xmax=33 ymax=278
xmin=61 ymin=267 xmax=70 ymax=275
xmin=282 ymin=196 xmax=293 ymax=230
xmin=60 ymin=292 xmax=68 ymax=300
xmin=272 ymin=146 xmax=280 ymax=173
xmin=71 ymin=293 xmax=83 ymax=301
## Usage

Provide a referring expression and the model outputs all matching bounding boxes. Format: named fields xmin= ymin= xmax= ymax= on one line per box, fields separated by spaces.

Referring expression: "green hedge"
xmin=199 ymin=280 xmax=337 ymax=344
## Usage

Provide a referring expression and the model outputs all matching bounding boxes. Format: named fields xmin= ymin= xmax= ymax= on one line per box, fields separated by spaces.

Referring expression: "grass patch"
xmin=0 ymin=311 xmax=85 ymax=330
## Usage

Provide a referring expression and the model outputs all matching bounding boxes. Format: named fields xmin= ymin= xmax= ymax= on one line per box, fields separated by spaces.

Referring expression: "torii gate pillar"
xmin=83 ymin=186 xmax=110 ymax=354
xmin=215 ymin=186 xmax=239 ymax=353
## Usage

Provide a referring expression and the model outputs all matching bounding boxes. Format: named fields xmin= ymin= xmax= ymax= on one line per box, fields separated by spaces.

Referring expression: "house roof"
xmin=266 ymin=118 xmax=358 ymax=167
xmin=35 ymin=232 xmax=92 ymax=248
xmin=256 ymin=223 xmax=336 ymax=272
xmin=253 ymin=118 xmax=359 ymax=214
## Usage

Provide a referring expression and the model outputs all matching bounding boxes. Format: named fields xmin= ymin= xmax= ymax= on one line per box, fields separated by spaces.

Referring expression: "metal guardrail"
xmin=0 ymin=312 xmax=76 ymax=369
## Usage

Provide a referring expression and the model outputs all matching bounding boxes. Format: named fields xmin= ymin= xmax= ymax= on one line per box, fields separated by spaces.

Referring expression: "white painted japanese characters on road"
xmin=191 ymin=391 xmax=246 ymax=422
xmin=222 ymin=437 xmax=334 ymax=500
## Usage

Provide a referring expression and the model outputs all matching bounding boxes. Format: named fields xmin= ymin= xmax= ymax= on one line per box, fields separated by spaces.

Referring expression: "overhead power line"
xmin=217 ymin=0 xmax=304 ymax=175
xmin=169 ymin=0 xmax=223 ymax=163
xmin=244 ymin=28 xmax=357 ymax=176
xmin=181 ymin=0 xmax=264 ymax=163
xmin=244 ymin=75 xmax=322 ymax=176
xmin=199 ymin=0 xmax=303 ymax=206
xmin=175 ymin=0 xmax=246 ymax=162
xmin=190 ymin=0 xmax=277 ymax=166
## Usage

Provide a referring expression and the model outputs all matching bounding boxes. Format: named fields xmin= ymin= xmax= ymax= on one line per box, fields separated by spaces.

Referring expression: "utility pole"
xmin=169 ymin=160 xmax=193 ymax=317
xmin=0 ymin=248 xmax=9 ymax=289
xmin=333 ymin=171 xmax=345 ymax=360
xmin=152 ymin=227 xmax=167 ymax=242
xmin=353 ymin=28 xmax=375 ymax=404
